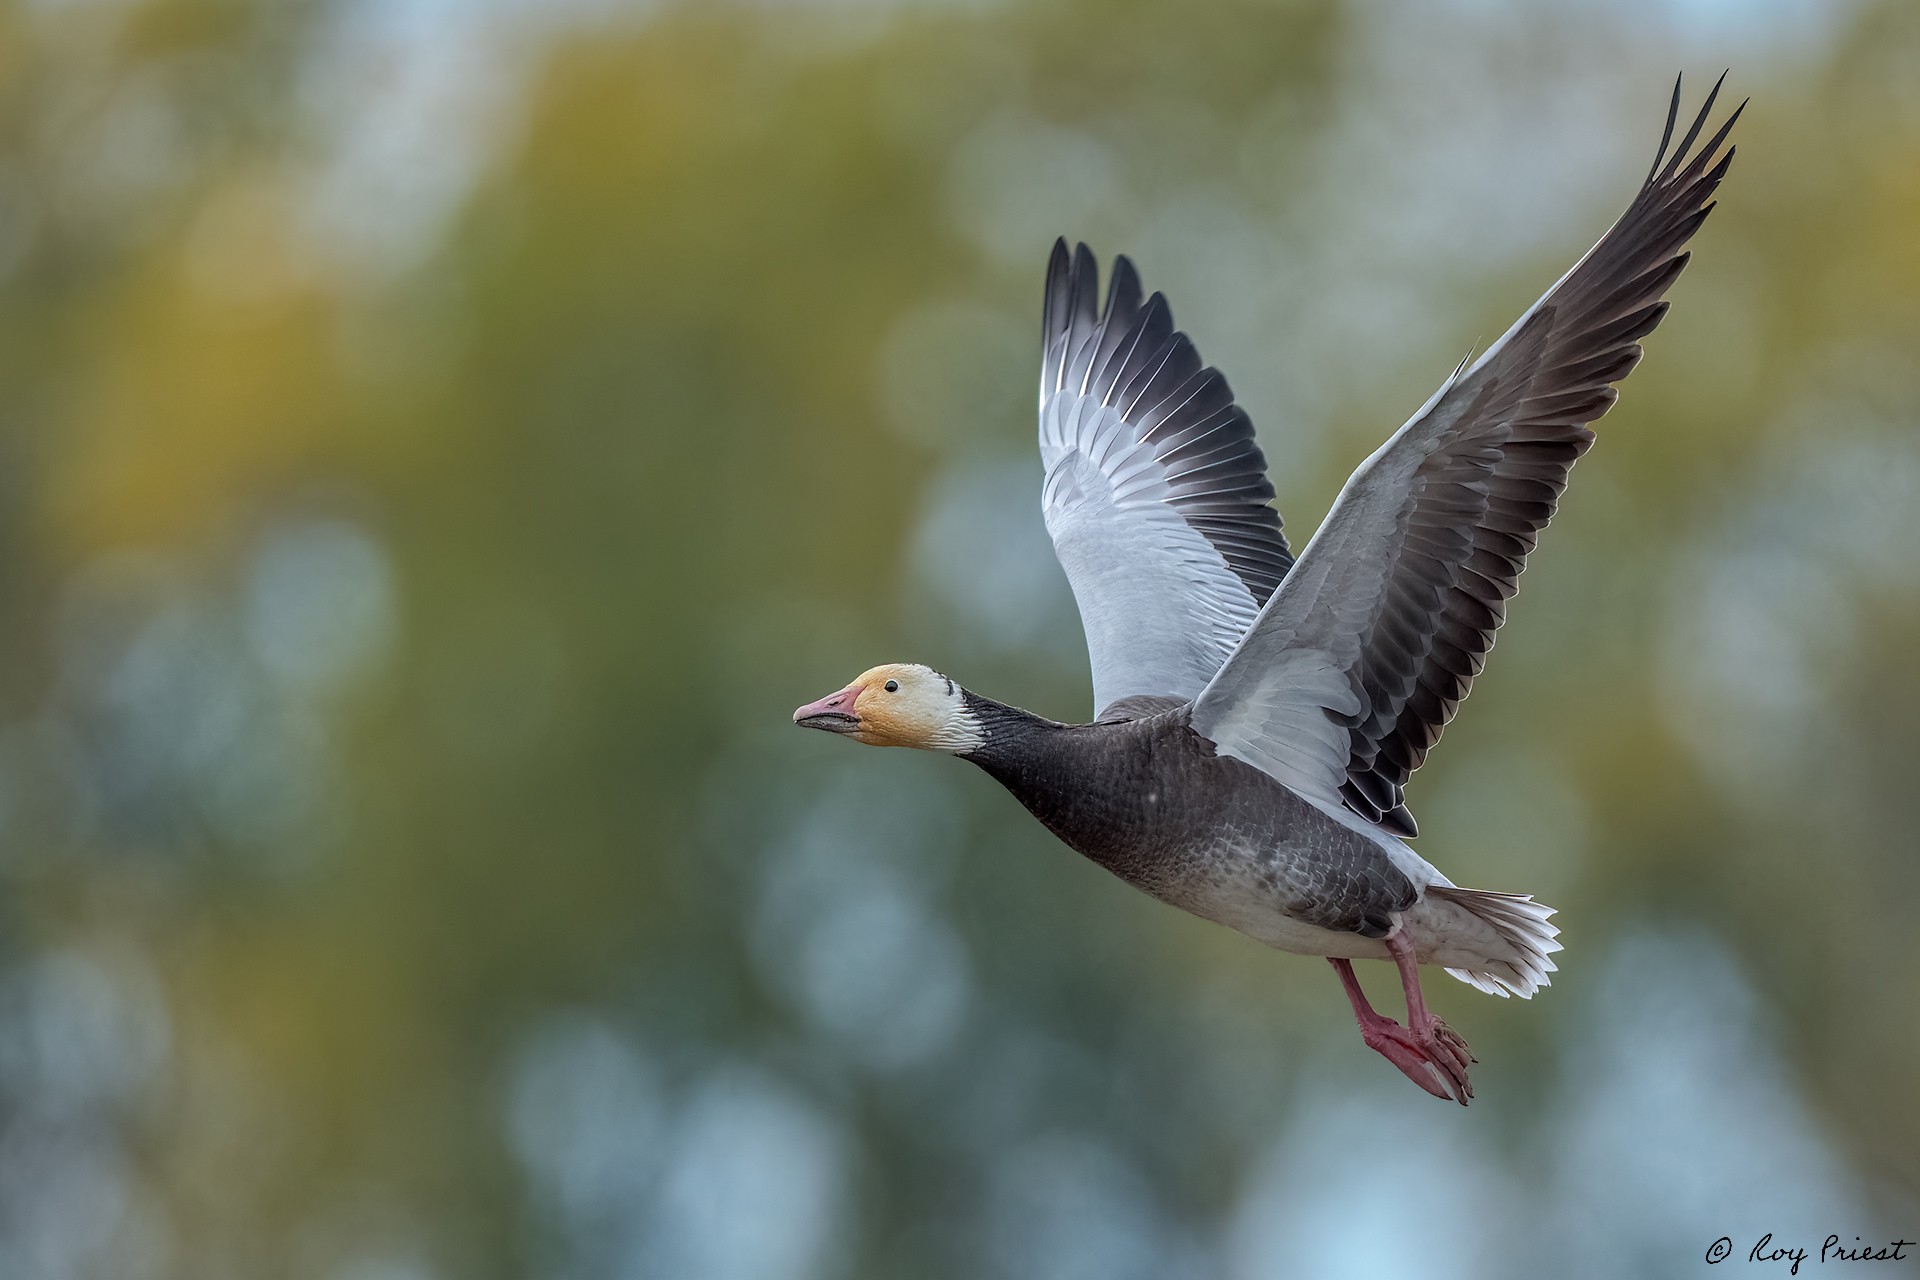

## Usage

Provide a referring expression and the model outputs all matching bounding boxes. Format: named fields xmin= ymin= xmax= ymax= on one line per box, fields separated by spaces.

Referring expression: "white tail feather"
xmin=1426 ymin=886 xmax=1562 ymax=999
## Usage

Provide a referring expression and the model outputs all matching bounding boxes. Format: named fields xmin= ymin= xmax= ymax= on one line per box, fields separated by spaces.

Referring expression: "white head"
xmin=792 ymin=663 xmax=984 ymax=753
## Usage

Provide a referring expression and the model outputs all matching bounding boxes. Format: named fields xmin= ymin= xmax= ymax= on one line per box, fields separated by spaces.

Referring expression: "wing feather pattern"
xmin=1191 ymin=76 xmax=1743 ymax=835
xmin=1039 ymin=242 xmax=1294 ymax=716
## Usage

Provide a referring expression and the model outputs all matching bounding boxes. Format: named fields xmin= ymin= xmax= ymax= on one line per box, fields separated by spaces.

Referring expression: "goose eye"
xmin=884 ymin=679 xmax=899 ymax=693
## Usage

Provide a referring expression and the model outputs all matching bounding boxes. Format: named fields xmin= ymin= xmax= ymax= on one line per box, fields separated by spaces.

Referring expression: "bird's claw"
xmin=1360 ymin=1015 xmax=1475 ymax=1105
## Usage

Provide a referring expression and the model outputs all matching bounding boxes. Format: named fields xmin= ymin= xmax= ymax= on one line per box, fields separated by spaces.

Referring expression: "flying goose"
xmin=794 ymin=78 xmax=1741 ymax=1103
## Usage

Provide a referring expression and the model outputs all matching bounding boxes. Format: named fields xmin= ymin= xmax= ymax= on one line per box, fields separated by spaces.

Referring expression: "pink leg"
xmin=1385 ymin=930 xmax=1475 ymax=1085
xmin=1329 ymin=938 xmax=1475 ymax=1105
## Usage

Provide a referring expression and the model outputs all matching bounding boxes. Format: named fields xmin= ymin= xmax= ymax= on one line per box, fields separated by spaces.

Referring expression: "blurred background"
xmin=1 ymin=0 xmax=1917 ymax=1276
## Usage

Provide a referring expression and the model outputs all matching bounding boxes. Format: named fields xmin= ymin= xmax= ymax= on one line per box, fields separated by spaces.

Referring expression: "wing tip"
xmin=1650 ymin=70 xmax=1743 ymax=189
xmin=1647 ymin=71 xmax=1685 ymax=182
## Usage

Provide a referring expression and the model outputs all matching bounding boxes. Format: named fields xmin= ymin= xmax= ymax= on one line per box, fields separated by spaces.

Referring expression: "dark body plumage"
xmin=959 ymin=692 xmax=1416 ymax=938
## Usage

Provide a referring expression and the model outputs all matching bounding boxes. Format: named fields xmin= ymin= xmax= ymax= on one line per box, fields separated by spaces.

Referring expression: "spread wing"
xmin=1190 ymin=75 xmax=1743 ymax=836
xmin=1039 ymin=241 xmax=1294 ymax=718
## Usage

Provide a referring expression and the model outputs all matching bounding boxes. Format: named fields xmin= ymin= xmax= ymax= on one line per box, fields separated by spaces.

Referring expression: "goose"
xmin=794 ymin=78 xmax=1741 ymax=1103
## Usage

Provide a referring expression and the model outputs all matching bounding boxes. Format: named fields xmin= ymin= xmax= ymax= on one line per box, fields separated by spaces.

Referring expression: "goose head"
xmin=792 ymin=663 xmax=984 ymax=752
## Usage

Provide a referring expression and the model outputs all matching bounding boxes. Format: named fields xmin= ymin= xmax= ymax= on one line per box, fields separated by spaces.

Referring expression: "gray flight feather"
xmin=1038 ymin=242 xmax=1294 ymax=718
xmin=1191 ymin=75 xmax=1743 ymax=837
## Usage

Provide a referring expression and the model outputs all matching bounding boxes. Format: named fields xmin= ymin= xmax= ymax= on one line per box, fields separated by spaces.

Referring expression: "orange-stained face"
xmin=792 ymin=663 xmax=983 ymax=752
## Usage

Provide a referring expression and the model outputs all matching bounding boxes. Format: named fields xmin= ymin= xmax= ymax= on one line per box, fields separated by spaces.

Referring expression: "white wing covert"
xmin=1039 ymin=242 xmax=1294 ymax=718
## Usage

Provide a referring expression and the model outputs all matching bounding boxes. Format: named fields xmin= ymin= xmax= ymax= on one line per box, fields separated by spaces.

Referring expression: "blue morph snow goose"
xmin=795 ymin=79 xmax=1741 ymax=1103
